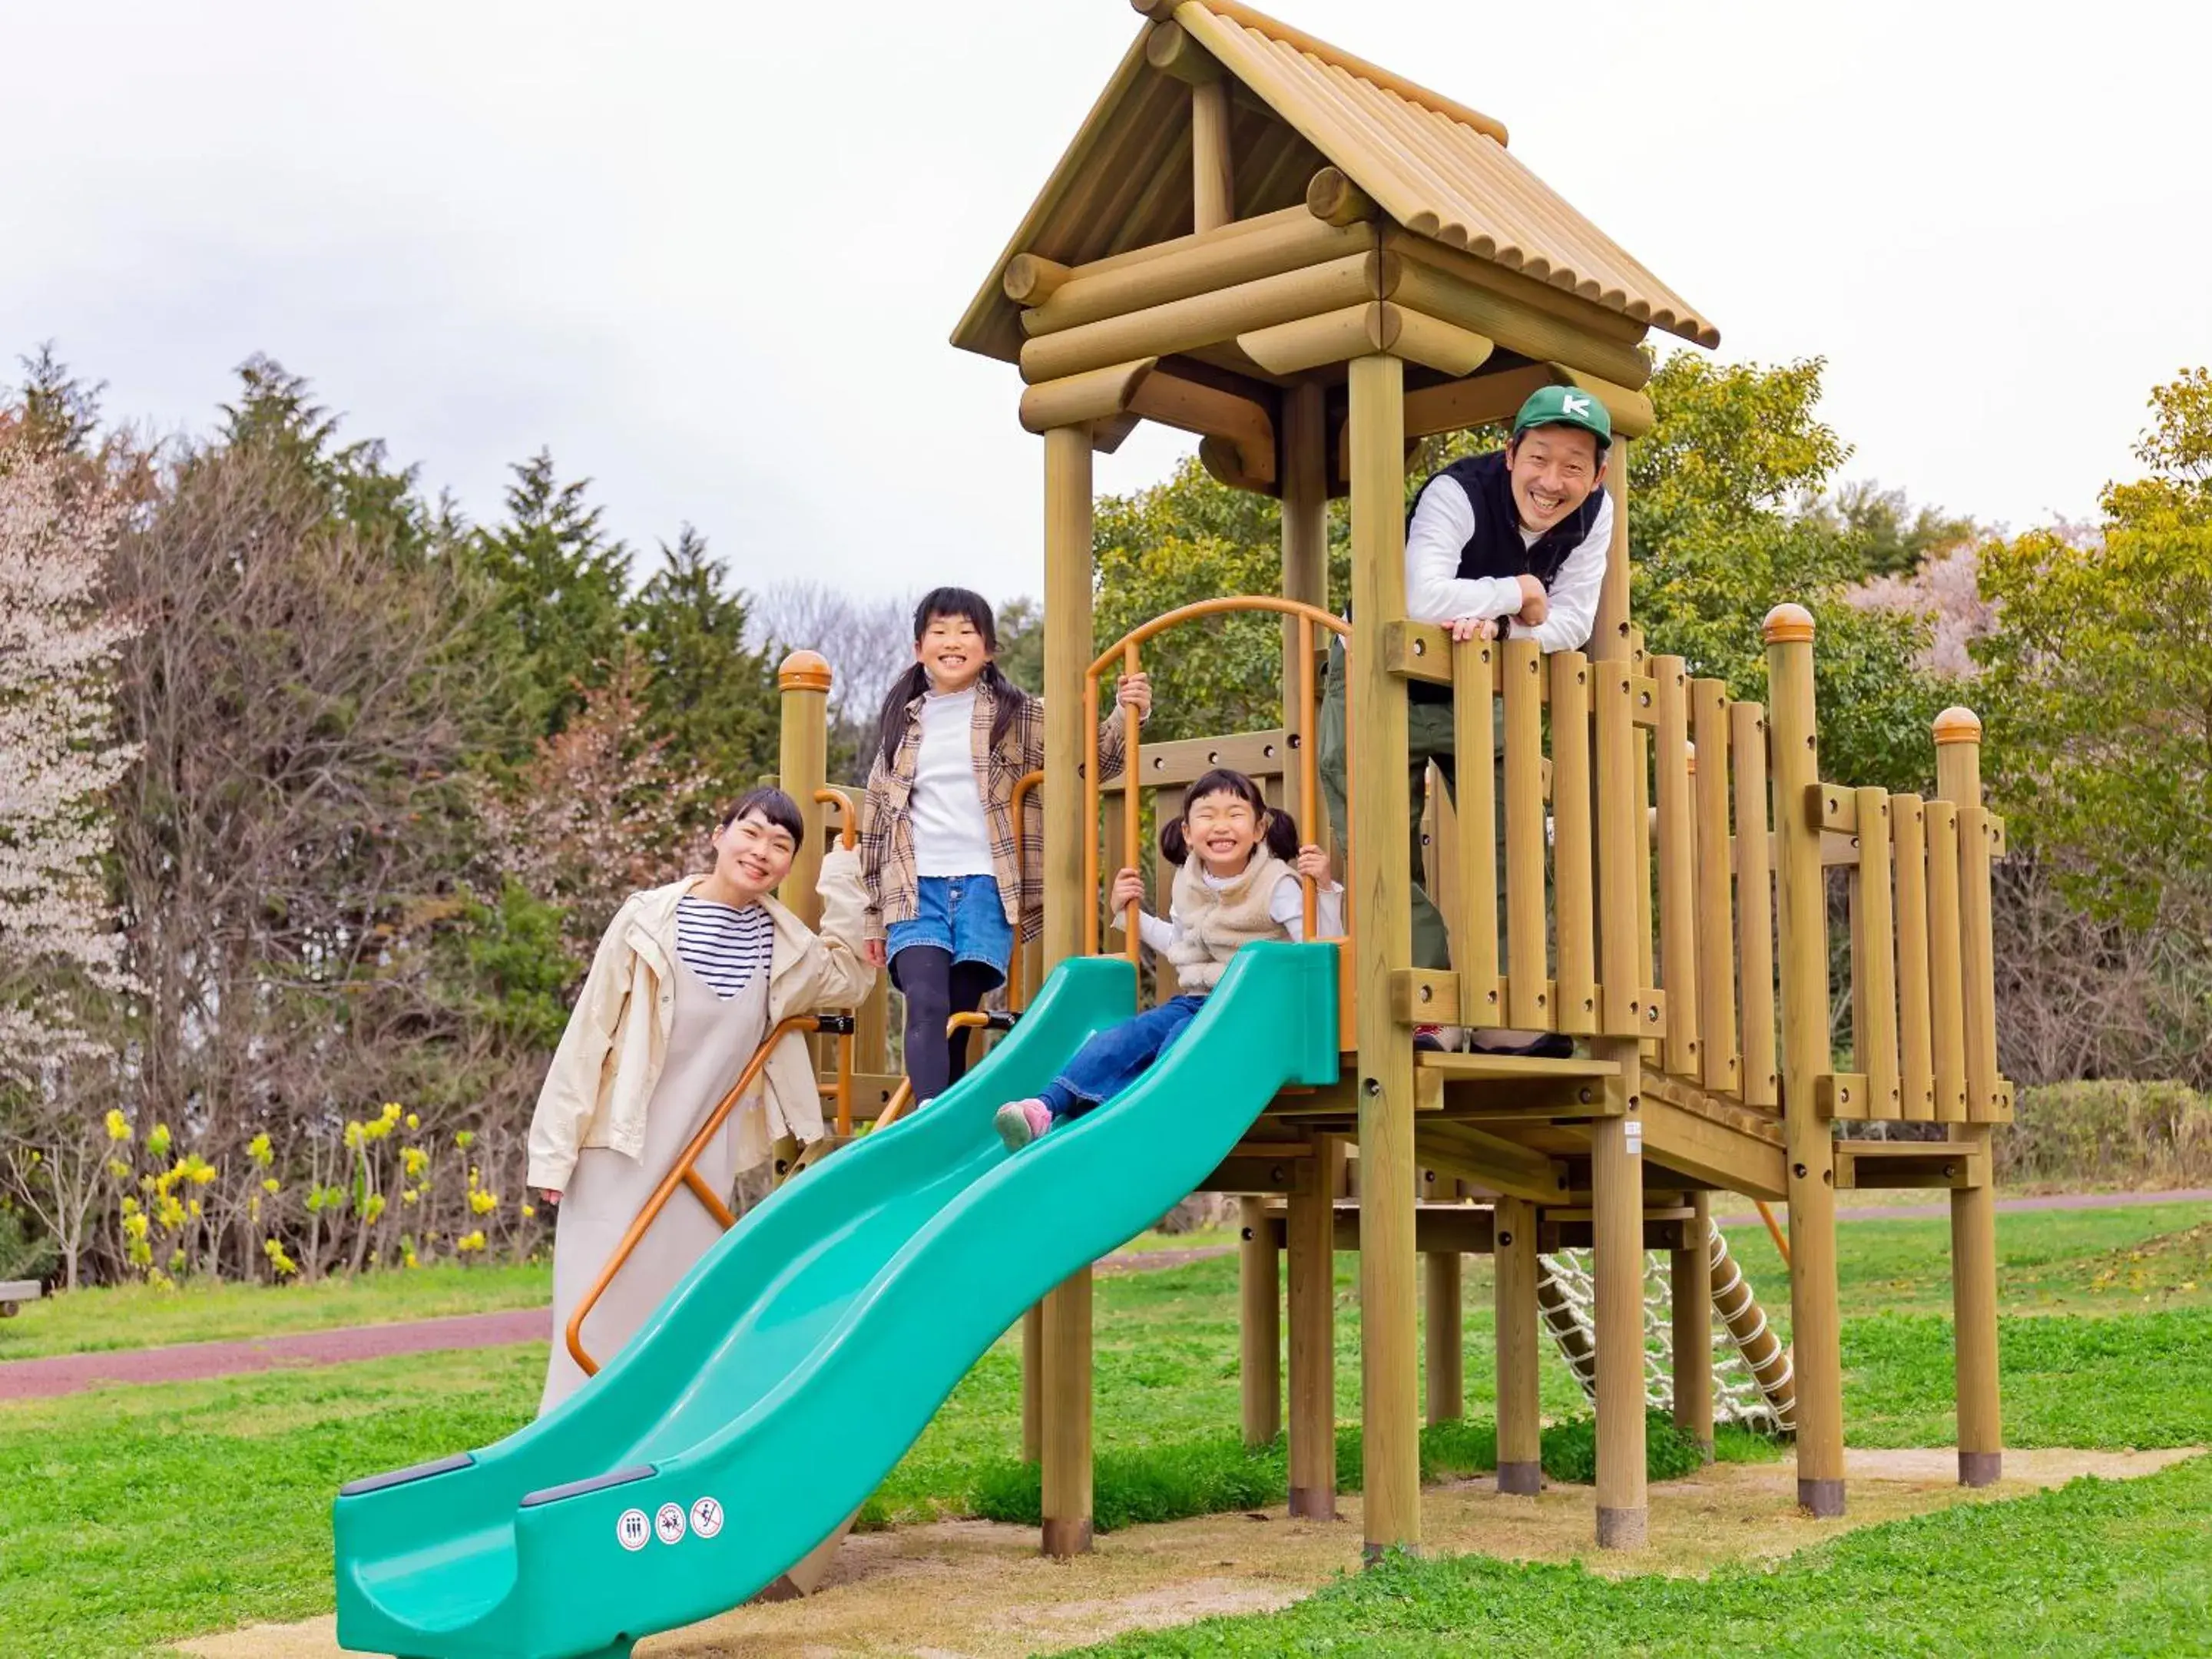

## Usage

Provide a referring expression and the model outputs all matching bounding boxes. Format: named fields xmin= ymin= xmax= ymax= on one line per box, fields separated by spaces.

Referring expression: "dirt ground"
xmin=178 ymin=1446 xmax=2200 ymax=1659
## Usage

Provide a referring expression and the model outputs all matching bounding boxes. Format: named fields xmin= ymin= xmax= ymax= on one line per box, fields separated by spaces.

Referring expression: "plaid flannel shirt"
xmin=859 ymin=680 xmax=1128 ymax=945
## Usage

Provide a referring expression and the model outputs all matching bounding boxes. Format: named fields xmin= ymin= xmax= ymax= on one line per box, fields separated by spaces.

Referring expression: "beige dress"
xmin=539 ymin=950 xmax=770 ymax=1414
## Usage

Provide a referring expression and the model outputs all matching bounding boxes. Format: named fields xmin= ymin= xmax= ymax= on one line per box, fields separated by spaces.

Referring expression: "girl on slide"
xmin=527 ymin=786 xmax=874 ymax=1413
xmin=995 ymin=767 xmax=1343 ymax=1150
xmin=859 ymin=588 xmax=1151 ymax=1106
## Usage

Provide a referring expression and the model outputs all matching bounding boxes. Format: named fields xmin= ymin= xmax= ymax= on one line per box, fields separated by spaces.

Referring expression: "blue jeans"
xmin=886 ymin=873 xmax=1015 ymax=977
xmin=1039 ymin=995 xmax=1207 ymax=1121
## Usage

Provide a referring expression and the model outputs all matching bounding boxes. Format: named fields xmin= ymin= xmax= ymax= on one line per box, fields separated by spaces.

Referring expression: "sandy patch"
xmin=177 ymin=1447 xmax=2200 ymax=1659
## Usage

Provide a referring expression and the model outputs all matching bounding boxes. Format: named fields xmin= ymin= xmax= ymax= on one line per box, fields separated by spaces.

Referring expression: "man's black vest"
xmin=1403 ymin=451 xmax=1604 ymax=704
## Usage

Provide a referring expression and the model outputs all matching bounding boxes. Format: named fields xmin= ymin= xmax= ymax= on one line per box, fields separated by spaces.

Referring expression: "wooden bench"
xmin=0 ymin=1279 xmax=41 ymax=1317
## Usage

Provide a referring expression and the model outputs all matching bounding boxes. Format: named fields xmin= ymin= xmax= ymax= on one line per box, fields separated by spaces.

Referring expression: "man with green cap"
xmin=1318 ymin=383 xmax=1614 ymax=1055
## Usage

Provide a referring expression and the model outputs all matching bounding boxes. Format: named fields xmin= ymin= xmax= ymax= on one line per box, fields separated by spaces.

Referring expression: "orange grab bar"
xmin=565 ymin=1012 xmax=852 ymax=1378
xmin=813 ymin=786 xmax=860 ymax=850
xmin=1006 ymin=769 xmax=1044 ymax=1011
xmin=1084 ymin=597 xmax=1352 ymax=960
xmin=1756 ymin=1200 xmax=1791 ymax=1265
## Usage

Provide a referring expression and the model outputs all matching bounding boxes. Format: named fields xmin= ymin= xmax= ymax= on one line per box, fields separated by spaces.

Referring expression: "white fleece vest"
xmin=1164 ymin=852 xmax=1293 ymax=992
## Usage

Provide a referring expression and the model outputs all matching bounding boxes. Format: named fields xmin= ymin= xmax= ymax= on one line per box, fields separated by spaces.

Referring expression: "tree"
xmin=749 ymin=581 xmax=920 ymax=782
xmin=1816 ymin=478 xmax=1977 ymax=579
xmin=1976 ymin=367 xmax=2212 ymax=928
xmin=1091 ymin=455 xmax=1350 ymax=743
xmin=459 ymin=450 xmax=631 ymax=747
xmin=628 ymin=525 xmax=780 ymax=813
xmin=0 ymin=408 xmax=137 ymax=1070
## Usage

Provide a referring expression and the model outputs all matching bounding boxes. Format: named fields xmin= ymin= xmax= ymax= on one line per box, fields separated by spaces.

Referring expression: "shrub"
xmin=0 ymin=1205 xmax=58 ymax=1283
xmin=2000 ymin=1081 xmax=2212 ymax=1188
xmin=1539 ymin=1410 xmax=1707 ymax=1485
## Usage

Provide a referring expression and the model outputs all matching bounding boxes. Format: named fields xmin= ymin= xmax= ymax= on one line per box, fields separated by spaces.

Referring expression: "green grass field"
xmin=0 ymin=1200 xmax=2207 ymax=1657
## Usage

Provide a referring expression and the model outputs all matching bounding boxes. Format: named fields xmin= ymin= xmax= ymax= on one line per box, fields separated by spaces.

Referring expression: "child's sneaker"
xmin=995 ymin=1098 xmax=1052 ymax=1151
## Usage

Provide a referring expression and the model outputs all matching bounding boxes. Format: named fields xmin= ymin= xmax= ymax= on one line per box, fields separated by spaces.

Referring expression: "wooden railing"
xmin=1389 ymin=607 xmax=2009 ymax=1124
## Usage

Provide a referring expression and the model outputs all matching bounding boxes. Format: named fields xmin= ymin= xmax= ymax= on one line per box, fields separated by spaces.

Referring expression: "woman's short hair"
xmin=718 ymin=786 xmax=805 ymax=851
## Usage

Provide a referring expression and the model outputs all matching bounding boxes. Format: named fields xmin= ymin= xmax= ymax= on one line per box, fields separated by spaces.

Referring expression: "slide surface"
xmin=333 ymin=944 xmax=1339 ymax=1659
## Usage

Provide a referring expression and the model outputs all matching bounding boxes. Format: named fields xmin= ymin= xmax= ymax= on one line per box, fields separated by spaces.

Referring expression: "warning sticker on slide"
xmin=655 ymin=1502 xmax=687 ymax=1545
xmin=690 ymin=1496 xmax=724 ymax=1539
xmin=616 ymin=1508 xmax=651 ymax=1551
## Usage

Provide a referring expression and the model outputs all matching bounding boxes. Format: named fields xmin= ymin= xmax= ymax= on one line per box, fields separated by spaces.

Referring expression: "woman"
xmin=527 ymin=786 xmax=874 ymax=1413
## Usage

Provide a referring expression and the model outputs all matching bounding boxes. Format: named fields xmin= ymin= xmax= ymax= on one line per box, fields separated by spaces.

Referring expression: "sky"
xmin=5 ymin=0 xmax=2208 ymax=607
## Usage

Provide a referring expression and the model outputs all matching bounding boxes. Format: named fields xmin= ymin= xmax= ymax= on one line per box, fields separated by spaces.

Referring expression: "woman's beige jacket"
xmin=525 ymin=848 xmax=874 ymax=1192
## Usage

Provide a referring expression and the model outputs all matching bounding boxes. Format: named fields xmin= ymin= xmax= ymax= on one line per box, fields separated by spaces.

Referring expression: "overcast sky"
xmin=6 ymin=1 xmax=2207 ymax=605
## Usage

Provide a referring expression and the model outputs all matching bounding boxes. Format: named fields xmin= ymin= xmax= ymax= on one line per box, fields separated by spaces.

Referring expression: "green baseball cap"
xmin=1512 ymin=384 xmax=1612 ymax=449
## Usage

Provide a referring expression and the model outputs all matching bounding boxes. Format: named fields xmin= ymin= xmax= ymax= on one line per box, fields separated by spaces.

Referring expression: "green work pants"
xmin=1318 ymin=637 xmax=1505 ymax=975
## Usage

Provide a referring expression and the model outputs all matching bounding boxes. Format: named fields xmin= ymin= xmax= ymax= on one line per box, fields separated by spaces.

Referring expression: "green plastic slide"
xmin=333 ymin=943 xmax=1339 ymax=1659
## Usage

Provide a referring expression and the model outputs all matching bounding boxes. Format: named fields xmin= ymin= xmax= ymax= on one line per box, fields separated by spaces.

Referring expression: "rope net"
xmin=1535 ymin=1220 xmax=1795 ymax=1437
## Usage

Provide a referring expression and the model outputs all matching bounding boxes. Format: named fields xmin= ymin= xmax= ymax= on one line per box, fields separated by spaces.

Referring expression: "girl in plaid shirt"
xmin=860 ymin=588 xmax=1150 ymax=1104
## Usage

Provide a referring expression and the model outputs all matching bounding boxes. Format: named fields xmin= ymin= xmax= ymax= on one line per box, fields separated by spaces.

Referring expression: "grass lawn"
xmin=1074 ymin=1453 xmax=2212 ymax=1657
xmin=0 ymin=1261 xmax=554 ymax=1362
xmin=2 ymin=1202 xmax=2209 ymax=1656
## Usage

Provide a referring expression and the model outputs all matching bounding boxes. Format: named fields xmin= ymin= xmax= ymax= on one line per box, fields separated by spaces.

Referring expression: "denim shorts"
xmin=886 ymin=873 xmax=1015 ymax=978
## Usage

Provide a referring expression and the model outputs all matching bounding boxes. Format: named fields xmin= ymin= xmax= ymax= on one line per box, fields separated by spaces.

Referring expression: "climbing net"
xmin=1535 ymin=1222 xmax=1794 ymax=1438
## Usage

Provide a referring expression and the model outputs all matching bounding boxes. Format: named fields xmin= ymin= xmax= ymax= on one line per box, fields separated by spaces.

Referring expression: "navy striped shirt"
xmin=674 ymin=896 xmax=773 ymax=1001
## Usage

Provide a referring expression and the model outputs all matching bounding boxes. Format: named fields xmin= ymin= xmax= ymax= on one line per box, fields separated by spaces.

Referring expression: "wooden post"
xmin=1591 ymin=1071 xmax=1648 ymax=1548
xmin=1022 ymin=1304 xmax=1043 ymax=1462
xmin=1493 ymin=1194 xmax=1541 ymax=1494
xmin=1935 ymin=706 xmax=2002 ymax=1489
xmin=1765 ymin=603 xmax=1846 ymax=1519
xmin=1672 ymin=1191 xmax=1714 ymax=1459
xmin=1286 ymin=1136 xmax=1339 ymax=1519
xmin=1424 ymin=1250 xmax=1464 ymax=1424
xmin=775 ymin=651 xmax=833 ymax=928
xmin=1551 ymin=652 xmax=1596 ymax=1032
xmin=1241 ymin=1197 xmax=1283 ymax=1445
xmin=1041 ymin=424 xmax=1096 ymax=1558
xmin=1652 ymin=656 xmax=1698 ymax=1078
xmin=1692 ymin=681 xmax=1737 ymax=1093
xmin=1502 ymin=637 xmax=1548 ymax=1028
xmin=1192 ymin=78 xmax=1234 ymax=233
xmin=1349 ymin=351 xmax=1420 ymax=1561
xmin=1731 ymin=700 xmax=1779 ymax=1108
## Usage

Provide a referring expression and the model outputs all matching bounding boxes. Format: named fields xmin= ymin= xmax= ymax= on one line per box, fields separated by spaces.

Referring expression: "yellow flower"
xmin=469 ymin=1189 xmax=497 ymax=1216
xmin=263 ymin=1237 xmax=300 ymax=1278
xmin=520 ymin=1204 xmax=536 ymax=1220
xmin=180 ymin=1154 xmax=217 ymax=1187
xmin=247 ymin=1132 xmax=274 ymax=1167
xmin=106 ymin=1158 xmax=131 ymax=1181
xmin=401 ymin=1188 xmax=419 ymax=1206
xmin=262 ymin=1177 xmax=280 ymax=1195
xmin=343 ymin=1121 xmax=366 ymax=1152
xmin=382 ymin=1101 xmax=402 ymax=1122
xmin=248 ymin=1194 xmax=262 ymax=1223
xmin=362 ymin=1194 xmax=387 ymax=1225
xmin=401 ymin=1147 xmax=429 ymax=1180
xmin=404 ymin=1114 xmax=419 ymax=1131
xmin=454 ymin=1130 xmax=475 ymax=1151
xmin=402 ymin=1247 xmax=420 ymax=1269
xmin=121 ymin=1195 xmax=141 ymax=1217
xmin=186 ymin=1200 xmax=202 ymax=1219
xmin=122 ymin=1211 xmax=149 ymax=1242
xmin=146 ymin=1123 xmax=171 ymax=1160
xmin=104 ymin=1109 xmax=131 ymax=1143
xmin=154 ymin=1194 xmax=186 ymax=1231
xmin=168 ymin=1250 xmax=187 ymax=1274
xmin=455 ymin=1230 xmax=486 ymax=1253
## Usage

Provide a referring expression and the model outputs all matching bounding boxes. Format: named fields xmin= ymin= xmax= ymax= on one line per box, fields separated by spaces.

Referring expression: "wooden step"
xmin=1833 ymin=1137 xmax=1988 ymax=1191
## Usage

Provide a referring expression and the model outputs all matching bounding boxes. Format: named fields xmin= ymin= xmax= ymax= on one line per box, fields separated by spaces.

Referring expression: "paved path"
xmin=8 ymin=1192 xmax=2207 ymax=1405
xmin=0 ymin=1244 xmax=1230 ymax=1404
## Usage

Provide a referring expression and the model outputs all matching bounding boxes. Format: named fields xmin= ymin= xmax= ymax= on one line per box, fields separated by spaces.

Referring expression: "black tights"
xmin=892 ymin=946 xmax=1002 ymax=1104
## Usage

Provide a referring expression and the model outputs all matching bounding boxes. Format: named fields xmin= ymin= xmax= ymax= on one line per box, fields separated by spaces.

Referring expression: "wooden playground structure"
xmin=634 ymin=0 xmax=2015 ymax=1571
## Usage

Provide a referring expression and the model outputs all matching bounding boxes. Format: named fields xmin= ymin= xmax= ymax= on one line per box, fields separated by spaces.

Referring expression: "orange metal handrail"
xmin=565 ymin=1012 xmax=846 ymax=1378
xmin=1756 ymin=1200 xmax=1792 ymax=1266
xmin=1084 ymin=596 xmax=1351 ymax=959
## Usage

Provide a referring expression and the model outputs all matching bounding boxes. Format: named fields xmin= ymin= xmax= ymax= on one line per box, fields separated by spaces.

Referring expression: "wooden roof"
xmin=952 ymin=0 xmax=1719 ymax=364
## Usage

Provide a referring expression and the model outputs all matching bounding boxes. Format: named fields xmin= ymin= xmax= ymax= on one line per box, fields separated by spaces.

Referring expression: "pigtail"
xmin=1261 ymin=807 xmax=1302 ymax=863
xmin=1159 ymin=815 xmax=1191 ymax=866
xmin=979 ymin=661 xmax=1024 ymax=756
xmin=873 ymin=662 xmax=931 ymax=772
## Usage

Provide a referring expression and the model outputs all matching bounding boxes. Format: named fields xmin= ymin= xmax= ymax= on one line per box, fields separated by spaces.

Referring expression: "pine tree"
xmin=629 ymin=525 xmax=780 ymax=812
xmin=461 ymin=450 xmax=632 ymax=747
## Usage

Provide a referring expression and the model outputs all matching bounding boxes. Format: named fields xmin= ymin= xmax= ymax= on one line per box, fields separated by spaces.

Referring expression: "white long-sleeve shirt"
xmin=1118 ymin=869 xmax=1346 ymax=953
xmin=908 ymin=687 xmax=995 ymax=877
xmin=1403 ymin=473 xmax=1611 ymax=654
